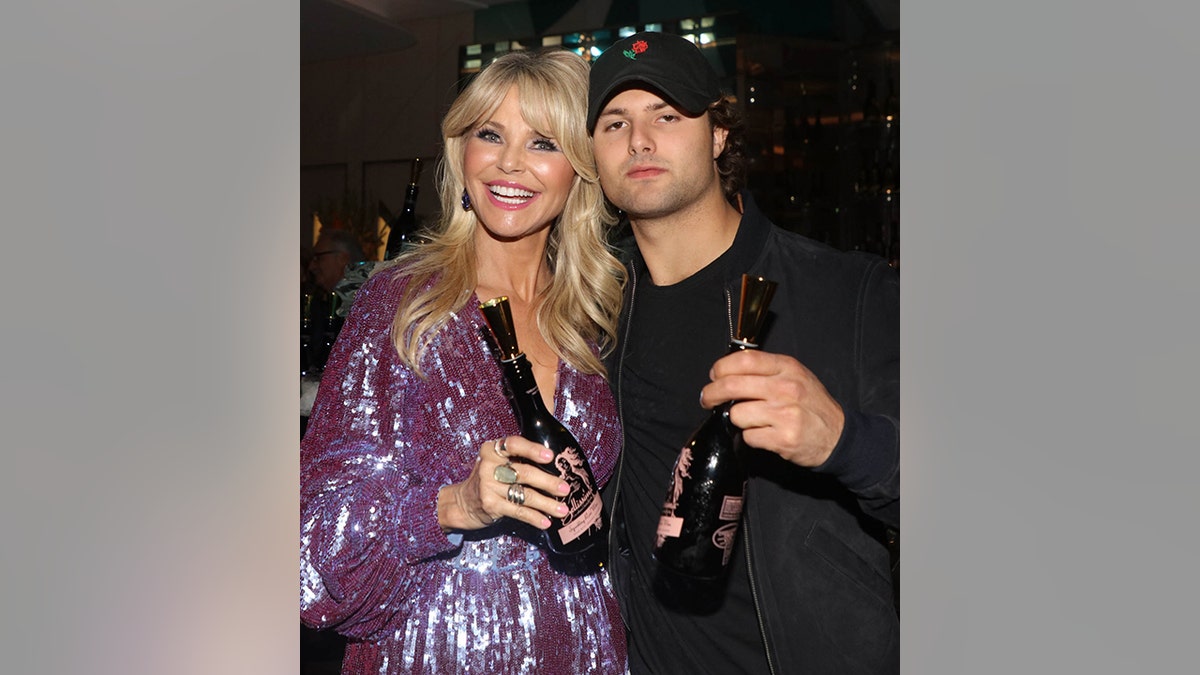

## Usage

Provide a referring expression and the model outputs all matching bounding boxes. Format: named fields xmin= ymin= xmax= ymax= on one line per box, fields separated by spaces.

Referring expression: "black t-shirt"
xmin=618 ymin=256 xmax=771 ymax=674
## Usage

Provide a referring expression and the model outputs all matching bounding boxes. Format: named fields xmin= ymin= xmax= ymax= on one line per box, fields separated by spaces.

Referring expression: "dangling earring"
xmin=461 ymin=190 xmax=472 ymax=212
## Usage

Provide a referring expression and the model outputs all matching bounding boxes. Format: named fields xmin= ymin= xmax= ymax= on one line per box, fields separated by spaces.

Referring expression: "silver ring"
xmin=494 ymin=462 xmax=518 ymax=484
xmin=494 ymin=437 xmax=508 ymax=458
xmin=506 ymin=483 xmax=526 ymax=505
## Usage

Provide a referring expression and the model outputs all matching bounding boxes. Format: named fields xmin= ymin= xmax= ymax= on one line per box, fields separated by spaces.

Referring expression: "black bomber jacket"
xmin=604 ymin=190 xmax=900 ymax=675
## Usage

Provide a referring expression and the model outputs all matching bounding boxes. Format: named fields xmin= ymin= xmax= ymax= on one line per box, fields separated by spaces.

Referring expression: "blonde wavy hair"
xmin=386 ymin=48 xmax=626 ymax=378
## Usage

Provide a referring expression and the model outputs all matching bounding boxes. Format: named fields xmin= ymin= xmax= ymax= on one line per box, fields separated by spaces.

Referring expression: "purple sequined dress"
xmin=301 ymin=264 xmax=628 ymax=674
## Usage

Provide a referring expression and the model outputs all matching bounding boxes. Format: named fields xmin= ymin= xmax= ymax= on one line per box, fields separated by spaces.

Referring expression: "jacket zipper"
xmin=607 ymin=263 xmax=637 ymax=582
xmin=744 ymin=518 xmax=776 ymax=674
xmin=725 ymin=286 xmax=734 ymax=343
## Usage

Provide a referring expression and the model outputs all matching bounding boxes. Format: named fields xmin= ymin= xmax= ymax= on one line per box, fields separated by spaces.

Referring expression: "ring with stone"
xmin=493 ymin=462 xmax=518 ymax=485
xmin=506 ymin=483 xmax=526 ymax=505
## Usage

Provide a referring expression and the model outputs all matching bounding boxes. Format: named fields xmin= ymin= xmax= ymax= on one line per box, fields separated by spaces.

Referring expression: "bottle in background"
xmin=384 ymin=158 xmax=423 ymax=260
xmin=654 ymin=274 xmax=778 ymax=580
xmin=316 ymin=291 xmax=341 ymax=370
xmin=300 ymin=292 xmax=314 ymax=377
xmin=479 ymin=296 xmax=606 ymax=556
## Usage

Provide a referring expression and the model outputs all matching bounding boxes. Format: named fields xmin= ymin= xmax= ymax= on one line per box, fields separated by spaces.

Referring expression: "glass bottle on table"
xmin=300 ymin=292 xmax=315 ymax=377
xmin=384 ymin=158 xmax=423 ymax=260
xmin=479 ymin=296 xmax=606 ymax=556
xmin=654 ymin=274 xmax=778 ymax=580
xmin=316 ymin=291 xmax=341 ymax=371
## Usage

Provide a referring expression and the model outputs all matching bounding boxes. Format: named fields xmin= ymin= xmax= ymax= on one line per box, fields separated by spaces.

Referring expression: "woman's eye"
xmin=475 ymin=128 xmax=501 ymax=143
xmin=532 ymin=138 xmax=560 ymax=152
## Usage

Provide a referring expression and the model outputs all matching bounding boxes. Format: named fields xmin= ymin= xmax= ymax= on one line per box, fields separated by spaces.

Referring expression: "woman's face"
xmin=463 ymin=84 xmax=577 ymax=242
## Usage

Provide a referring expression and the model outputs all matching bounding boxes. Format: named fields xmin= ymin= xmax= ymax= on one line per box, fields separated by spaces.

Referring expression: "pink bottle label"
xmin=558 ymin=494 xmax=602 ymax=544
xmin=713 ymin=522 xmax=740 ymax=566
xmin=657 ymin=515 xmax=683 ymax=538
xmin=554 ymin=445 xmax=600 ymax=544
xmin=719 ymin=495 xmax=744 ymax=521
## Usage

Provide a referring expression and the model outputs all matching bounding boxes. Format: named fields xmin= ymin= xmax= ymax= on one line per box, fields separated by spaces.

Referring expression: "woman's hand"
xmin=436 ymin=435 xmax=571 ymax=533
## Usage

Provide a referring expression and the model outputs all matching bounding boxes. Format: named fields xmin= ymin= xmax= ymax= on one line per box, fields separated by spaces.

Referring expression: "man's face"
xmin=591 ymin=88 xmax=727 ymax=221
xmin=308 ymin=240 xmax=349 ymax=293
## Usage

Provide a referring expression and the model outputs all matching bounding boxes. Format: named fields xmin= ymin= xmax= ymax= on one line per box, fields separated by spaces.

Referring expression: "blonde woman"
xmin=301 ymin=48 xmax=627 ymax=674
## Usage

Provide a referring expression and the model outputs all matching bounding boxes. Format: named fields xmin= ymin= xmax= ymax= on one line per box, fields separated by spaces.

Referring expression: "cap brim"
xmin=589 ymin=74 xmax=716 ymax=131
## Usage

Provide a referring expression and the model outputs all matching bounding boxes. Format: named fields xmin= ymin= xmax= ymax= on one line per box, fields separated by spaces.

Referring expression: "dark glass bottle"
xmin=479 ymin=296 xmax=606 ymax=555
xmin=300 ymin=292 xmax=314 ymax=377
xmin=384 ymin=157 xmax=423 ymax=260
xmin=317 ymin=291 xmax=342 ymax=370
xmin=654 ymin=274 xmax=778 ymax=580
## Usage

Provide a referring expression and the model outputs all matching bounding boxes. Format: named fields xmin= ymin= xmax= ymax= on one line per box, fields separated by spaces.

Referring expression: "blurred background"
xmin=302 ymin=0 xmax=899 ymax=267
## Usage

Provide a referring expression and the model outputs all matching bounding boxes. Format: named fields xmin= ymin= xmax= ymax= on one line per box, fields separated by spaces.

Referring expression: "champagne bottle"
xmin=654 ymin=274 xmax=778 ymax=580
xmin=317 ymin=291 xmax=342 ymax=370
xmin=300 ymin=292 xmax=314 ymax=377
xmin=479 ymin=296 xmax=606 ymax=555
xmin=384 ymin=158 xmax=423 ymax=260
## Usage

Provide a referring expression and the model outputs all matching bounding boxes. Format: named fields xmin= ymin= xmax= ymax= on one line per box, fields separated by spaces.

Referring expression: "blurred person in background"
xmin=303 ymin=230 xmax=366 ymax=375
xmin=308 ymin=229 xmax=366 ymax=294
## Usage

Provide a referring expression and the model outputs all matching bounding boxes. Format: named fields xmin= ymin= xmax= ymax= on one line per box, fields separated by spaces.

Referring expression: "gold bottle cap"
xmin=479 ymin=296 xmax=524 ymax=360
xmin=734 ymin=274 xmax=778 ymax=346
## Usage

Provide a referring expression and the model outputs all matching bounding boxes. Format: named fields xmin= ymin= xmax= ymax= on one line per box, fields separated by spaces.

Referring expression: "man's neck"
xmin=630 ymin=190 xmax=743 ymax=287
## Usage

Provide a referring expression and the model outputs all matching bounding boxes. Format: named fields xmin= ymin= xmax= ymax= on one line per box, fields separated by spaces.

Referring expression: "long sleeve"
xmin=812 ymin=259 xmax=899 ymax=529
xmin=300 ymin=271 xmax=461 ymax=639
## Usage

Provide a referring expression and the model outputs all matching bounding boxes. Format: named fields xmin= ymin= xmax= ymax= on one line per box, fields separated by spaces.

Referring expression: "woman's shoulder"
xmin=358 ymin=258 xmax=441 ymax=300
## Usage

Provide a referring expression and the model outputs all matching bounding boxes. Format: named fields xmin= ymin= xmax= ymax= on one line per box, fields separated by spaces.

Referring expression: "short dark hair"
xmin=708 ymin=95 xmax=746 ymax=201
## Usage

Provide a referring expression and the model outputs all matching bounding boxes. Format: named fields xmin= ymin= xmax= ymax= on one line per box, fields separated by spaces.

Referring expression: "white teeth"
xmin=489 ymin=185 xmax=535 ymax=200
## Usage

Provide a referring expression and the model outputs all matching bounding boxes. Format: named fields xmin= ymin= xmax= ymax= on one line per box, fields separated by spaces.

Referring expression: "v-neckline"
xmin=470 ymin=290 xmax=561 ymax=414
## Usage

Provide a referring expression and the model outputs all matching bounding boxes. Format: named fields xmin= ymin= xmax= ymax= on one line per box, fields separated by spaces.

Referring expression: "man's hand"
xmin=699 ymin=350 xmax=844 ymax=467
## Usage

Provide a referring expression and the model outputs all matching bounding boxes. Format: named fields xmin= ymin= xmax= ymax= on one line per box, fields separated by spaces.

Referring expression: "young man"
xmin=589 ymin=32 xmax=899 ymax=674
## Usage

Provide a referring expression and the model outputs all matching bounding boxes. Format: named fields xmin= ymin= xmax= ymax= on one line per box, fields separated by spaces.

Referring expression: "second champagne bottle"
xmin=654 ymin=274 xmax=778 ymax=580
xmin=384 ymin=157 xmax=423 ymax=260
xmin=479 ymin=296 xmax=606 ymax=556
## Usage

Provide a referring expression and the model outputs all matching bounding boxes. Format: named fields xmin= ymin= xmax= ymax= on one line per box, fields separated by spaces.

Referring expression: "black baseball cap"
xmin=587 ymin=31 xmax=723 ymax=133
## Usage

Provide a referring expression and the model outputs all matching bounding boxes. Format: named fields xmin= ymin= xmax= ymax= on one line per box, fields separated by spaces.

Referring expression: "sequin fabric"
xmin=301 ymin=264 xmax=628 ymax=674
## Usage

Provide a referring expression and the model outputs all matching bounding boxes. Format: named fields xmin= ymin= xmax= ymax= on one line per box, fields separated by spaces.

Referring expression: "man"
xmin=589 ymin=32 xmax=899 ymax=674
xmin=308 ymin=228 xmax=366 ymax=295
xmin=304 ymin=229 xmax=366 ymax=374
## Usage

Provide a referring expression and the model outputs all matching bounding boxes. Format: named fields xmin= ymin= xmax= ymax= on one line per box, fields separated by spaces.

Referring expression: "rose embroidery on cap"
xmin=623 ymin=39 xmax=649 ymax=60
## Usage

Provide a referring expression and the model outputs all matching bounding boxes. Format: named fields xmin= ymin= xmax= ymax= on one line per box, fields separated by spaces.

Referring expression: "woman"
xmin=300 ymin=48 xmax=628 ymax=674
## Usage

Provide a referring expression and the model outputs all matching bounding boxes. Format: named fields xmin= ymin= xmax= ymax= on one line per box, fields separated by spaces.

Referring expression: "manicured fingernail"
xmin=540 ymin=449 xmax=553 ymax=461
xmin=558 ymin=482 xmax=569 ymax=494
xmin=556 ymin=503 xmax=568 ymax=515
xmin=540 ymin=518 xmax=552 ymax=528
